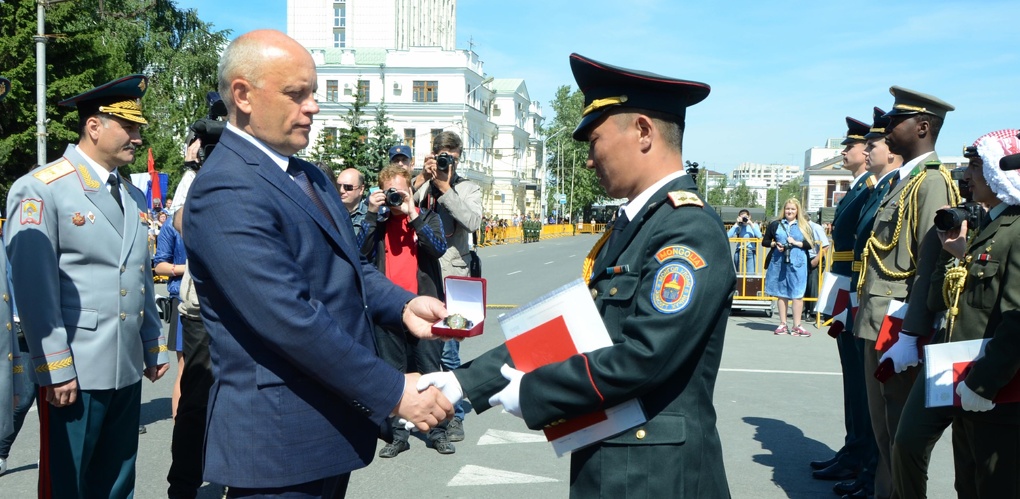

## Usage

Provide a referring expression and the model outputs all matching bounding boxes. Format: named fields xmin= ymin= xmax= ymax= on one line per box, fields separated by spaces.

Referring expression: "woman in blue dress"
xmin=762 ymin=198 xmax=815 ymax=336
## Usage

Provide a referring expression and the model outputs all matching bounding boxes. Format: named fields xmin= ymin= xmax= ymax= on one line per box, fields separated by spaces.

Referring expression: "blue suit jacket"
xmin=830 ymin=172 xmax=872 ymax=277
xmin=184 ymin=128 xmax=415 ymax=487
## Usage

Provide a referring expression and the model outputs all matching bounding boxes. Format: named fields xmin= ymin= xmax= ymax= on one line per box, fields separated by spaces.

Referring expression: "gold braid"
xmin=942 ymin=264 xmax=969 ymax=341
xmin=582 ymin=230 xmax=613 ymax=285
xmin=857 ymin=167 xmax=960 ymax=294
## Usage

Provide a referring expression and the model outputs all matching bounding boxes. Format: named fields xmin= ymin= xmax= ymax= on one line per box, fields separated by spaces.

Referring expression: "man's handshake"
xmin=399 ymin=364 xmax=526 ymax=431
xmin=393 ymin=373 xmax=454 ymax=432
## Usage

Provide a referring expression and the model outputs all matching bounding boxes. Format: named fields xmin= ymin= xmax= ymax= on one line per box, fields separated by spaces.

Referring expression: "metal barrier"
xmin=729 ymin=236 xmax=828 ymax=326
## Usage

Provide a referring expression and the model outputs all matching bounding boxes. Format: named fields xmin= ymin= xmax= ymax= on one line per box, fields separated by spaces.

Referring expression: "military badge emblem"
xmin=19 ymin=198 xmax=43 ymax=225
xmin=87 ymin=211 xmax=96 ymax=224
xmin=651 ymin=262 xmax=695 ymax=314
xmin=71 ymin=212 xmax=86 ymax=226
xmin=77 ymin=164 xmax=101 ymax=190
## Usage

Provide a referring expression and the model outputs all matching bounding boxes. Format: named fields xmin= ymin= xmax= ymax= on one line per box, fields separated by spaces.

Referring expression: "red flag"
xmin=147 ymin=148 xmax=162 ymax=208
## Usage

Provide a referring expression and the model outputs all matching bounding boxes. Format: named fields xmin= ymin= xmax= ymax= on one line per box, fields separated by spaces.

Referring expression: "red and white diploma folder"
xmin=497 ymin=278 xmax=646 ymax=457
xmin=924 ymin=338 xmax=1020 ymax=408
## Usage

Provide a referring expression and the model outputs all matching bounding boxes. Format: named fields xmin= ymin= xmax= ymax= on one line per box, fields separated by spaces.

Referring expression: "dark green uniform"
xmin=455 ymin=174 xmax=734 ymax=498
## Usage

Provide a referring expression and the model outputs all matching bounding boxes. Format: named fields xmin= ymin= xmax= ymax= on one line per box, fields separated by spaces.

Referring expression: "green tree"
xmin=334 ymin=90 xmax=371 ymax=180
xmin=706 ymin=176 xmax=728 ymax=207
xmin=364 ymin=100 xmax=399 ymax=183
xmin=729 ymin=180 xmax=759 ymax=208
xmin=765 ymin=176 xmax=804 ymax=218
xmin=543 ymin=85 xmax=600 ymax=220
xmin=0 ymin=0 xmax=226 ymax=202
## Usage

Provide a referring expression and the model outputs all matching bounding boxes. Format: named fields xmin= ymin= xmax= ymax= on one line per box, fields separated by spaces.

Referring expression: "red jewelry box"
xmin=431 ymin=276 xmax=486 ymax=338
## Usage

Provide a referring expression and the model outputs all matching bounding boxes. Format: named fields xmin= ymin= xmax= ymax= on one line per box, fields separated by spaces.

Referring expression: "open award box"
xmin=431 ymin=276 xmax=486 ymax=338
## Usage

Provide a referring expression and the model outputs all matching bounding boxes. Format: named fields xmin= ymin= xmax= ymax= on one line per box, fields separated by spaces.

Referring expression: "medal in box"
xmin=432 ymin=276 xmax=486 ymax=338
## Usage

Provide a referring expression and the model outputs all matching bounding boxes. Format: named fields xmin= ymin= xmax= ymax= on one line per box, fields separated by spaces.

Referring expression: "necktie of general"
xmin=287 ymin=159 xmax=336 ymax=228
xmin=107 ymin=175 xmax=123 ymax=212
xmin=607 ymin=210 xmax=630 ymax=250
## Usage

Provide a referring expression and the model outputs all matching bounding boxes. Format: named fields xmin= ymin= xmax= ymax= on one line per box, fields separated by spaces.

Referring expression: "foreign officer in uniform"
xmin=419 ymin=53 xmax=735 ymax=498
xmin=0 ymin=74 xmax=26 ymax=477
xmin=5 ymin=74 xmax=169 ymax=498
xmin=811 ymin=115 xmax=874 ymax=482
xmin=893 ymin=130 xmax=1020 ymax=498
xmin=853 ymin=87 xmax=958 ymax=499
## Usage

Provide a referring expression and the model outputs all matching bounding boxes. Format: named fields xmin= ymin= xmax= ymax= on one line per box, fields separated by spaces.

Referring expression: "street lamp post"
xmin=541 ymin=127 xmax=567 ymax=219
xmin=35 ymin=0 xmax=75 ymax=167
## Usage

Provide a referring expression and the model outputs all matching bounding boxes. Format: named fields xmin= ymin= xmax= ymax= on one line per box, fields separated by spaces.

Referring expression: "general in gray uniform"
xmin=5 ymin=74 xmax=169 ymax=498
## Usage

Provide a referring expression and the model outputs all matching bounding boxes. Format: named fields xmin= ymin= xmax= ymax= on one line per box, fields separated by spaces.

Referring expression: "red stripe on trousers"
xmin=37 ymin=386 xmax=51 ymax=499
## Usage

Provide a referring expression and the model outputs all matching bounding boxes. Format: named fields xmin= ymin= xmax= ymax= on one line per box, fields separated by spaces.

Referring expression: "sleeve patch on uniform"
xmin=667 ymin=190 xmax=704 ymax=208
xmin=32 ymin=160 xmax=74 ymax=184
xmin=19 ymin=198 xmax=43 ymax=225
xmin=651 ymin=262 xmax=695 ymax=314
xmin=654 ymin=245 xmax=707 ymax=269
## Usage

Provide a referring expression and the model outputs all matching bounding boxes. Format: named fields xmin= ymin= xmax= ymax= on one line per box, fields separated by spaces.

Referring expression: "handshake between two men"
xmin=390 ymin=296 xmax=525 ymax=431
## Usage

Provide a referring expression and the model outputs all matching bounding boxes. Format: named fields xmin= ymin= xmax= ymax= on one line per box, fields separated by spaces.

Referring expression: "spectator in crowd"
xmin=727 ymin=208 xmax=762 ymax=274
xmin=389 ymin=145 xmax=415 ymax=178
xmin=170 ymin=139 xmax=201 ymax=214
xmin=762 ymin=198 xmax=815 ymax=337
xmin=153 ymin=205 xmax=188 ymax=420
xmin=413 ymin=130 xmax=483 ymax=443
xmin=803 ymin=216 xmax=830 ymax=318
xmin=360 ymin=165 xmax=451 ymax=458
xmin=337 ymin=168 xmax=368 ymax=237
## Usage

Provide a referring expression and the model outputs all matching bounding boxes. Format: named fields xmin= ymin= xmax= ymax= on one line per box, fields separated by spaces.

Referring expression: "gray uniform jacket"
xmin=413 ymin=176 xmax=482 ymax=278
xmin=856 ymin=153 xmax=957 ymax=342
xmin=5 ymin=145 xmax=168 ymax=390
xmin=0 ymin=254 xmax=21 ymax=440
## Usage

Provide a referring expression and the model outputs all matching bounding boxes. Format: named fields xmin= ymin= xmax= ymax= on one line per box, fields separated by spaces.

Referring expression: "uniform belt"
xmin=852 ymin=261 xmax=862 ymax=272
xmin=831 ymin=251 xmax=854 ymax=262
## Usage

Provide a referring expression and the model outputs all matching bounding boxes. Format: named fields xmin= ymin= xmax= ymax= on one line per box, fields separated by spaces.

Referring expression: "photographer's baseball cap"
xmin=388 ymin=145 xmax=412 ymax=161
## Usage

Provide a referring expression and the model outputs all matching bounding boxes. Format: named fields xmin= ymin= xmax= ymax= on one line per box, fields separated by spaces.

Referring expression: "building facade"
xmin=288 ymin=0 xmax=456 ymax=50
xmin=730 ymin=162 xmax=803 ymax=190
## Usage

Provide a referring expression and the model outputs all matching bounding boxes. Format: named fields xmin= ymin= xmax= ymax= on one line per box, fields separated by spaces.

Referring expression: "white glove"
xmin=956 ymin=381 xmax=995 ymax=412
xmin=402 ymin=372 xmax=466 ymax=431
xmin=488 ymin=364 xmax=525 ymax=418
xmin=879 ymin=333 xmax=920 ymax=373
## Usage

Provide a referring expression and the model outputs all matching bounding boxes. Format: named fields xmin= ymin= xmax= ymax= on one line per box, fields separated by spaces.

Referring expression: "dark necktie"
xmin=287 ymin=159 xmax=335 ymax=228
xmin=607 ymin=211 xmax=630 ymax=250
xmin=107 ymin=175 xmax=123 ymax=212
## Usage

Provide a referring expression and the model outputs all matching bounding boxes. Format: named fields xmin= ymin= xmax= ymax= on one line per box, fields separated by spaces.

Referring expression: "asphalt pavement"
xmin=0 ymin=233 xmax=957 ymax=498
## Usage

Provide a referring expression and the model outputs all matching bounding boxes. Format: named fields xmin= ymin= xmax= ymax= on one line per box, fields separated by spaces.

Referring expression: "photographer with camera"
xmin=170 ymin=92 xmax=227 ymax=215
xmin=891 ymin=129 xmax=1020 ymax=498
xmin=412 ymin=131 xmax=482 ymax=442
xmin=727 ymin=209 xmax=762 ymax=274
xmin=763 ymin=198 xmax=815 ymax=337
xmin=360 ymin=165 xmax=451 ymax=457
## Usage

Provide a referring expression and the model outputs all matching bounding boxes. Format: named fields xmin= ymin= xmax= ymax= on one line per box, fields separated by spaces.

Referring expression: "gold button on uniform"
xmin=120 ymin=313 xmax=127 ymax=321
xmin=609 ymin=287 xmax=618 ymax=296
xmin=5 ymin=323 xmax=10 ymax=331
xmin=978 ymin=271 xmax=985 ymax=277
xmin=885 ymin=290 xmax=891 ymax=296
xmin=591 ymin=289 xmax=598 ymax=299
xmin=121 ymin=289 xmax=128 ymax=296
xmin=140 ymin=311 xmax=144 ymax=318
xmin=2 ymin=293 xmax=8 ymax=302
xmin=139 ymin=265 xmax=145 ymax=272
xmin=636 ymin=429 xmax=646 ymax=439
xmin=121 ymin=265 xmax=126 ymax=273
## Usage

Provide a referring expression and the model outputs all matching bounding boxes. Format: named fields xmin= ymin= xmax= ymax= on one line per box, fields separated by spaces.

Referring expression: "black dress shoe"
xmin=833 ymin=479 xmax=863 ymax=496
xmin=812 ymin=462 xmax=859 ymax=481
xmin=810 ymin=454 xmax=840 ymax=470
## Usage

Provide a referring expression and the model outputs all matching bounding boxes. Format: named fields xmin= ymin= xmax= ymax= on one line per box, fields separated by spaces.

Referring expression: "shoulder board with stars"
xmin=32 ymin=159 xmax=75 ymax=184
xmin=667 ymin=190 xmax=704 ymax=208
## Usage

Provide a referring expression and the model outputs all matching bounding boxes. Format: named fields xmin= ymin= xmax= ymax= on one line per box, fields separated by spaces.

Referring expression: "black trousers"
xmin=167 ymin=315 xmax=214 ymax=499
xmin=226 ymin=474 xmax=351 ymax=498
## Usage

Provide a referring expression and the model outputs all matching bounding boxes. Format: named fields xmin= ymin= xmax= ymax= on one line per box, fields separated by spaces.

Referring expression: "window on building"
xmin=333 ymin=29 xmax=345 ymax=48
xmin=333 ymin=3 xmax=346 ymax=27
xmin=357 ymin=80 xmax=370 ymax=102
xmin=826 ymin=180 xmax=836 ymax=206
xmin=326 ymin=80 xmax=338 ymax=102
xmin=413 ymin=80 xmax=439 ymax=103
xmin=404 ymin=129 xmax=416 ymax=150
xmin=323 ymin=127 xmax=338 ymax=145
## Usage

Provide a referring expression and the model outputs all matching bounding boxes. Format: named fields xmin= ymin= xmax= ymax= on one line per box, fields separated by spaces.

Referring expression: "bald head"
xmin=218 ymin=30 xmax=313 ymax=118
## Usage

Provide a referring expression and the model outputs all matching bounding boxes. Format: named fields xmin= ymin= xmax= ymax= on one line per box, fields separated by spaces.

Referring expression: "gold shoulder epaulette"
xmin=32 ymin=159 xmax=75 ymax=184
xmin=667 ymin=190 xmax=704 ymax=208
xmin=866 ymin=175 xmax=877 ymax=189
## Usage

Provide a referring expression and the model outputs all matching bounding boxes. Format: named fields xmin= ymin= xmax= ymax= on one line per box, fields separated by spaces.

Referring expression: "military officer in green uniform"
xmin=811 ymin=114 xmax=875 ymax=482
xmin=418 ymin=53 xmax=734 ymax=498
xmin=892 ymin=130 xmax=1020 ymax=498
xmin=5 ymin=74 xmax=169 ymax=498
xmin=853 ymin=87 xmax=959 ymax=499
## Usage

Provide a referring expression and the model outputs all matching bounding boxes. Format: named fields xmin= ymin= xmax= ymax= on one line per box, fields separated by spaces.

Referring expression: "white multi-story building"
xmin=288 ymin=0 xmax=546 ymax=219
xmin=804 ymin=138 xmax=843 ymax=170
xmin=730 ymin=162 xmax=802 ymax=190
xmin=288 ymin=0 xmax=456 ymax=50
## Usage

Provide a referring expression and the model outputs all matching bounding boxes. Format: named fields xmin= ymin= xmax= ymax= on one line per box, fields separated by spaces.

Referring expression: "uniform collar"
xmin=74 ymin=145 xmax=117 ymax=186
xmin=621 ymin=170 xmax=686 ymax=221
xmin=898 ymin=151 xmax=935 ymax=181
xmin=988 ymin=202 xmax=1009 ymax=221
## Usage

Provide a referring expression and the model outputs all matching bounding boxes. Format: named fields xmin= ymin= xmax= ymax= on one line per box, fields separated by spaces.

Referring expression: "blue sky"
xmin=174 ymin=0 xmax=1020 ymax=173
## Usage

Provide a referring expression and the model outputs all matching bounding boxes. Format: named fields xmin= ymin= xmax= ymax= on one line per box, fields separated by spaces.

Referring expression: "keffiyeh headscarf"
xmin=974 ymin=129 xmax=1020 ymax=206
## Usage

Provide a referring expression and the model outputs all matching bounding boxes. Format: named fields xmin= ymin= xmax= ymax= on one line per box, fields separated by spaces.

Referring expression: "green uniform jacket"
xmin=856 ymin=154 xmax=957 ymax=342
xmin=455 ymin=174 xmax=734 ymax=498
xmin=927 ymin=205 xmax=1020 ymax=422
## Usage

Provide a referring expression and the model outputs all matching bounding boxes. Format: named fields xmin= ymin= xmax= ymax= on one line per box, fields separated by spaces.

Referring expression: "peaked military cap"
xmin=0 ymin=76 xmax=10 ymax=101
xmin=864 ymin=107 xmax=890 ymax=139
xmin=59 ymin=74 xmax=149 ymax=126
xmin=569 ymin=53 xmax=710 ymax=141
xmin=883 ymin=86 xmax=954 ymax=120
xmin=841 ymin=116 xmax=871 ymax=145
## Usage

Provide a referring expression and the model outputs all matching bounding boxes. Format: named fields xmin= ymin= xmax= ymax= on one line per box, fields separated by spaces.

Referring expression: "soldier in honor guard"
xmin=5 ymin=74 xmax=169 ymax=498
xmin=893 ymin=130 xmax=1020 ymax=499
xmin=853 ymin=87 xmax=959 ymax=499
xmin=811 ymin=115 xmax=875 ymax=484
xmin=418 ymin=53 xmax=735 ymax=497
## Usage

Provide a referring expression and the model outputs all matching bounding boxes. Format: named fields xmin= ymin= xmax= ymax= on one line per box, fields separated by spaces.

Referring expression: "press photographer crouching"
xmin=892 ymin=129 xmax=1020 ymax=498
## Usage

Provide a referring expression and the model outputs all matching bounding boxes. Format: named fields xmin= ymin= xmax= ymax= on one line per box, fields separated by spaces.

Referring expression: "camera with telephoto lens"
xmin=934 ymin=148 xmax=985 ymax=232
xmin=186 ymin=91 xmax=228 ymax=165
xmin=435 ymin=152 xmax=455 ymax=173
xmin=384 ymin=188 xmax=405 ymax=207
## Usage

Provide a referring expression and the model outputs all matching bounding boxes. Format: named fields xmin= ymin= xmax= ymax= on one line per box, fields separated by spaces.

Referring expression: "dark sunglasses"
xmin=338 ymin=183 xmax=361 ymax=191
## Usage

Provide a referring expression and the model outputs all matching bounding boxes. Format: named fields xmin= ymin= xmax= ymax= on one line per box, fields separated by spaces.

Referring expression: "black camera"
xmin=384 ymin=188 xmax=405 ymax=207
xmin=741 ymin=216 xmax=749 ymax=223
xmin=187 ymin=91 xmax=228 ymax=164
xmin=435 ymin=152 xmax=455 ymax=173
xmin=934 ymin=204 xmax=983 ymax=232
